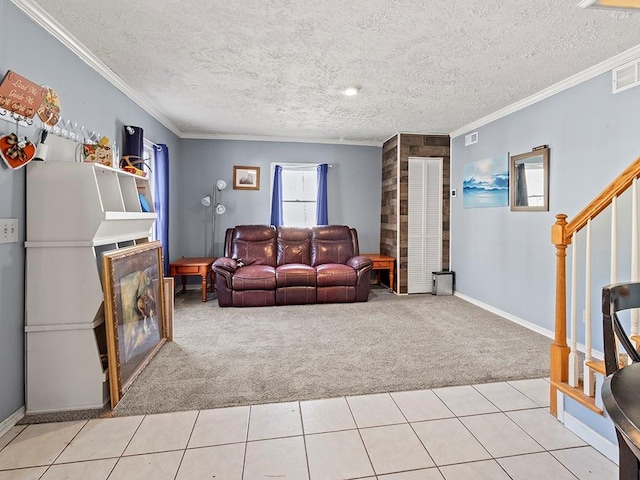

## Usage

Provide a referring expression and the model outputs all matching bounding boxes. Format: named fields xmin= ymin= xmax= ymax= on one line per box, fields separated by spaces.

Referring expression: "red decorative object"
xmin=0 ymin=133 xmax=36 ymax=170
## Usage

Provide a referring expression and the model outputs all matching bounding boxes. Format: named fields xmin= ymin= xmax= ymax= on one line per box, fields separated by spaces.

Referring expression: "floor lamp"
xmin=201 ymin=179 xmax=227 ymax=257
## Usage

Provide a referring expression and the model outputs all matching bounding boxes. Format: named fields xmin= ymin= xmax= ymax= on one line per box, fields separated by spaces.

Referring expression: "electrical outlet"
xmin=0 ymin=218 xmax=18 ymax=244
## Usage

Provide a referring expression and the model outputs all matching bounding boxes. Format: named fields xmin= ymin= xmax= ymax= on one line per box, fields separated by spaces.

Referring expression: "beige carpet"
xmin=108 ymin=286 xmax=551 ymax=416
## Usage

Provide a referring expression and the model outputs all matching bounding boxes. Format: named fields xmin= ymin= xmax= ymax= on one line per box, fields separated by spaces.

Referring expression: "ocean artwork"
xmin=463 ymin=153 xmax=509 ymax=208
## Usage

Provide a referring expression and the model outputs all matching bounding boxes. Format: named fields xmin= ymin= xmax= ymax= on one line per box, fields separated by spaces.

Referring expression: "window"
xmin=143 ymin=140 xmax=157 ymax=239
xmin=281 ymin=166 xmax=317 ymax=227
xmin=271 ymin=162 xmax=329 ymax=227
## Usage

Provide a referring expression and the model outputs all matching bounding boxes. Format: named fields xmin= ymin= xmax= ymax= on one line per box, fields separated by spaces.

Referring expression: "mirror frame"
xmin=509 ymin=147 xmax=549 ymax=212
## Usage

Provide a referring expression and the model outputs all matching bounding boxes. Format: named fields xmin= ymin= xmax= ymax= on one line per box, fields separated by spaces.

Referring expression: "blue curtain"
xmin=153 ymin=144 xmax=170 ymax=273
xmin=270 ymin=164 xmax=283 ymax=226
xmin=316 ymin=163 xmax=329 ymax=225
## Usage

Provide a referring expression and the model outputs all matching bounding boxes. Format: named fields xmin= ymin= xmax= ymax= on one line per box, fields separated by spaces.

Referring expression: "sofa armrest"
xmin=347 ymin=255 xmax=373 ymax=289
xmin=213 ymin=257 xmax=238 ymax=291
xmin=347 ymin=255 xmax=373 ymax=271
xmin=213 ymin=257 xmax=238 ymax=273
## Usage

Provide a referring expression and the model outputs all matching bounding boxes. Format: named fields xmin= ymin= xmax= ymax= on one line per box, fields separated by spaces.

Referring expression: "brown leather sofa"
xmin=213 ymin=225 xmax=373 ymax=307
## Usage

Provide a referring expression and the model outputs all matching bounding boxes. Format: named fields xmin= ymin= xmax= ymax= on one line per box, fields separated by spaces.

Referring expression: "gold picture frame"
xmin=102 ymin=241 xmax=166 ymax=408
xmin=233 ymin=165 xmax=260 ymax=190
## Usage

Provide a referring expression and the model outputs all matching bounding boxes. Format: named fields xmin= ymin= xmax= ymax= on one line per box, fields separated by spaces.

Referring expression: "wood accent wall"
xmin=380 ymin=133 xmax=450 ymax=294
xmin=381 ymin=135 xmax=398 ymax=264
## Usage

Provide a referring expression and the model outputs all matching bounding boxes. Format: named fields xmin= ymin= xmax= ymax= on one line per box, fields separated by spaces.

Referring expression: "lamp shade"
xmin=215 ymin=203 xmax=226 ymax=215
xmin=201 ymin=195 xmax=211 ymax=207
xmin=216 ymin=179 xmax=227 ymax=191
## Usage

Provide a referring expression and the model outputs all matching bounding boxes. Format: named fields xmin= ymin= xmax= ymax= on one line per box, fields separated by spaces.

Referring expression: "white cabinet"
xmin=407 ymin=157 xmax=443 ymax=294
xmin=25 ymin=161 xmax=156 ymax=413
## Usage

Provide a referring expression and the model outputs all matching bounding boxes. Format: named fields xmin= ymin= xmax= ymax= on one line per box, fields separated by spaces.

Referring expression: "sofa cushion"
xmin=316 ymin=264 xmax=357 ymax=287
xmin=317 ymin=286 xmax=356 ymax=303
xmin=276 ymin=286 xmax=316 ymax=305
xmin=276 ymin=264 xmax=316 ymax=287
xmin=232 ymin=290 xmax=276 ymax=307
xmin=232 ymin=265 xmax=276 ymax=290
xmin=310 ymin=225 xmax=355 ymax=266
xmin=229 ymin=225 xmax=277 ymax=267
xmin=277 ymin=227 xmax=311 ymax=265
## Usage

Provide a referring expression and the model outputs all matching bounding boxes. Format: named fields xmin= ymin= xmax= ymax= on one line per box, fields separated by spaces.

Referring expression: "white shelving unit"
xmin=25 ymin=161 xmax=156 ymax=413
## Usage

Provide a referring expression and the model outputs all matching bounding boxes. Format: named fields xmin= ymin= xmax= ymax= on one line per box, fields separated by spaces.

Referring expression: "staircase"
xmin=550 ymin=155 xmax=640 ymax=417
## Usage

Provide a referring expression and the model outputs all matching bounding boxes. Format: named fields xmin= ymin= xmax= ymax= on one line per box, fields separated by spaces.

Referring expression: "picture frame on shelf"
xmin=102 ymin=241 xmax=167 ymax=408
xmin=233 ymin=165 xmax=260 ymax=190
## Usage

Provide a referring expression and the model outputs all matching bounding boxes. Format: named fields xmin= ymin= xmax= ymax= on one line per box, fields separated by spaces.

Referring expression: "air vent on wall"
xmin=464 ymin=132 xmax=478 ymax=146
xmin=613 ymin=58 xmax=640 ymax=94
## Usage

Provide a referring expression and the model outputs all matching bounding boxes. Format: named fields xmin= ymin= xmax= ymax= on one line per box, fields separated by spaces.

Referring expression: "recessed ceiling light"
xmin=342 ymin=86 xmax=360 ymax=96
xmin=579 ymin=0 xmax=640 ymax=10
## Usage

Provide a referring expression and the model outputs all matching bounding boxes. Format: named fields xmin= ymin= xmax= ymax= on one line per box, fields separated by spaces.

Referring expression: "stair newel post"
xmin=550 ymin=214 xmax=571 ymax=417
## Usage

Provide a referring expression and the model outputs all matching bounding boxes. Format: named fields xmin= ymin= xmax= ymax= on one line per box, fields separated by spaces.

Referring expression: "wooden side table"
xmin=363 ymin=253 xmax=395 ymax=292
xmin=169 ymin=257 xmax=215 ymax=302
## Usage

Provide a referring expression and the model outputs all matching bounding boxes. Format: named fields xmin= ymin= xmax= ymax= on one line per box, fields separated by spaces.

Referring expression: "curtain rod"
xmin=277 ymin=163 xmax=333 ymax=169
xmin=143 ymin=138 xmax=162 ymax=149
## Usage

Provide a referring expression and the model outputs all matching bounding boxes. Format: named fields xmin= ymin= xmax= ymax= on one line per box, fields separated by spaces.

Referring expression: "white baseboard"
xmin=454 ymin=292 xmax=555 ymax=339
xmin=0 ymin=406 xmax=25 ymax=439
xmin=453 ymin=292 xmax=605 ymax=360
xmin=563 ymin=412 xmax=619 ymax=464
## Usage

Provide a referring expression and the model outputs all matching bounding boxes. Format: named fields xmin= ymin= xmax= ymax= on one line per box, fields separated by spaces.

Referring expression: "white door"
xmin=408 ymin=157 xmax=443 ymax=294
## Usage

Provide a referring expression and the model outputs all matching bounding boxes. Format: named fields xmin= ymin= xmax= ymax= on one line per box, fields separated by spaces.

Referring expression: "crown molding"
xmin=450 ymin=43 xmax=640 ymax=139
xmin=180 ymin=132 xmax=383 ymax=147
xmin=382 ymin=131 xmax=449 ymax=145
xmin=398 ymin=131 xmax=450 ymax=137
xmin=10 ymin=0 xmax=183 ymax=137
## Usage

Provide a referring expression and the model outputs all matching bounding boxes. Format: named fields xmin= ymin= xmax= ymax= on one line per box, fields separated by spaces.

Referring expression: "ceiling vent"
xmin=464 ymin=132 xmax=478 ymax=146
xmin=612 ymin=58 xmax=640 ymax=94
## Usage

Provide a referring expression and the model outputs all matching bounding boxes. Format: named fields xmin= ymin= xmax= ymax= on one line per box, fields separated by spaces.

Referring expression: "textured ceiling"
xmin=28 ymin=0 xmax=640 ymax=143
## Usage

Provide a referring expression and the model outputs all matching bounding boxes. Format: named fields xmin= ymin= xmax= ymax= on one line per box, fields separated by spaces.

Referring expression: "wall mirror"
xmin=510 ymin=146 xmax=549 ymax=211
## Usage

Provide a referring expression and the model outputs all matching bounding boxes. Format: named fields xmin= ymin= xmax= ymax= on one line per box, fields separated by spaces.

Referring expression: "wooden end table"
xmin=363 ymin=253 xmax=395 ymax=292
xmin=169 ymin=257 xmax=216 ymax=302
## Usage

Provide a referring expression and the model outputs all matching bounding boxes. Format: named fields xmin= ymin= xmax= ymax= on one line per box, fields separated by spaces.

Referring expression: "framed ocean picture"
xmin=463 ymin=153 xmax=509 ymax=208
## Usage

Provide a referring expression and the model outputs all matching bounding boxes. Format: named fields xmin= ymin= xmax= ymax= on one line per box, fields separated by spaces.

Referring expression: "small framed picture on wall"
xmin=233 ymin=166 xmax=260 ymax=190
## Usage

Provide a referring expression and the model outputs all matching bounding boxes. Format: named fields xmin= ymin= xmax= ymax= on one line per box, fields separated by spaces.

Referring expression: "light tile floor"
xmin=0 ymin=378 xmax=618 ymax=480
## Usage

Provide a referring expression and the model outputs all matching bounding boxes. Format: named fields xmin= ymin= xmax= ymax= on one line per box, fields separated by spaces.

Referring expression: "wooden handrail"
xmin=565 ymin=155 xmax=640 ymax=240
xmin=551 ymin=153 xmax=640 ymax=417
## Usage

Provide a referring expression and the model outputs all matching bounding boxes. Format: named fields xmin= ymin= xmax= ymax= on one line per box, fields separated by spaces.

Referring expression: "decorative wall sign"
xmin=0 ymin=70 xmax=46 ymax=119
xmin=463 ymin=153 xmax=509 ymax=208
xmin=37 ymin=86 xmax=61 ymax=126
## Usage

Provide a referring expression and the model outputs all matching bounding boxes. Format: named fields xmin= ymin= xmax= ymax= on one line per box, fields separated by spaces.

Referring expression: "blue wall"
xmin=179 ymin=139 xmax=382 ymax=259
xmin=451 ymin=71 xmax=640 ymax=442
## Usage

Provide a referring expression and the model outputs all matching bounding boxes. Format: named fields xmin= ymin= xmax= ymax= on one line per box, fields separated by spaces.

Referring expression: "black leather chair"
xmin=602 ymin=282 xmax=640 ymax=480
